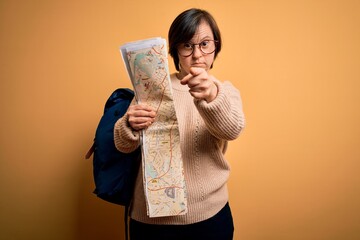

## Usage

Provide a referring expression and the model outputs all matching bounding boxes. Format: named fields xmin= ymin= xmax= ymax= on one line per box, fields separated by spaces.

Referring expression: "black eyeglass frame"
xmin=177 ymin=40 xmax=218 ymax=57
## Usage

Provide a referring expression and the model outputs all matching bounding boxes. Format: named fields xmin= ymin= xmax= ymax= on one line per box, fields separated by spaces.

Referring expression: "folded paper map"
xmin=120 ymin=37 xmax=187 ymax=217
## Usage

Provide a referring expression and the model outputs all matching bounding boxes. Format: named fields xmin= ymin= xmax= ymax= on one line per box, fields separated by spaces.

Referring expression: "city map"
xmin=120 ymin=38 xmax=187 ymax=217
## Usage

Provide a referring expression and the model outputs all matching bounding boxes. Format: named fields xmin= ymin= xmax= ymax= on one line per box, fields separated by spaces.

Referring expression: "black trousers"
xmin=129 ymin=202 xmax=234 ymax=240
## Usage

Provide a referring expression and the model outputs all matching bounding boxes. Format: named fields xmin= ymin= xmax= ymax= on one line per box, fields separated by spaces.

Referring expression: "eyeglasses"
xmin=177 ymin=40 xmax=218 ymax=57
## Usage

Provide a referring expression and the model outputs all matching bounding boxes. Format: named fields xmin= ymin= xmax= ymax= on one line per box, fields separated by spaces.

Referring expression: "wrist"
xmin=206 ymin=82 xmax=218 ymax=102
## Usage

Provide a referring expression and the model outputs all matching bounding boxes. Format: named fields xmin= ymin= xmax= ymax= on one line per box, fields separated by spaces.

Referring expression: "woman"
xmin=114 ymin=8 xmax=245 ymax=240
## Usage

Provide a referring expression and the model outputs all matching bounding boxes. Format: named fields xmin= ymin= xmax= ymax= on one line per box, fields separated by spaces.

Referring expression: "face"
xmin=177 ymin=21 xmax=215 ymax=77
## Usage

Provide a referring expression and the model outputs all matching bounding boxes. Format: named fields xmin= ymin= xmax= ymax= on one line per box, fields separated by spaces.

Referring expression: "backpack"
xmin=85 ymin=88 xmax=141 ymax=239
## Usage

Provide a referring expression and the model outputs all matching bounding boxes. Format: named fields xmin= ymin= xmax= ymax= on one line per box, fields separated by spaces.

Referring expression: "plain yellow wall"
xmin=1 ymin=0 xmax=359 ymax=239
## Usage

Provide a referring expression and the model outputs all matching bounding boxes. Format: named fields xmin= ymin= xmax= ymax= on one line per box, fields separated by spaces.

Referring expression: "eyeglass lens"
xmin=178 ymin=40 xmax=216 ymax=57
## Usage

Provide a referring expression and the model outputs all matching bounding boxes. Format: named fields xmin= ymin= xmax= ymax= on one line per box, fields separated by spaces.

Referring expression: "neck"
xmin=176 ymin=72 xmax=185 ymax=80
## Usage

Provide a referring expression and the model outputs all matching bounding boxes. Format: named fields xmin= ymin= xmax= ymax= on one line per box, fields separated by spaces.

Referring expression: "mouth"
xmin=191 ymin=63 xmax=206 ymax=68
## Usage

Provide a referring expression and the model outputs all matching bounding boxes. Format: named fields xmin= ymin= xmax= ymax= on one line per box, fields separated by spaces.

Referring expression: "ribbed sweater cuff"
xmin=113 ymin=115 xmax=140 ymax=153
xmin=195 ymin=81 xmax=242 ymax=140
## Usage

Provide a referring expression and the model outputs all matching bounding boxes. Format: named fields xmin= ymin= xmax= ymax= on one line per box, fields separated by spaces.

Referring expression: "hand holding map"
xmin=126 ymin=103 xmax=156 ymax=131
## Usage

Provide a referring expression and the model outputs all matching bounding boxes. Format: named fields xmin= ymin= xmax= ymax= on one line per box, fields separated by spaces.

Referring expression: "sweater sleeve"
xmin=113 ymin=102 xmax=141 ymax=153
xmin=194 ymin=80 xmax=245 ymax=140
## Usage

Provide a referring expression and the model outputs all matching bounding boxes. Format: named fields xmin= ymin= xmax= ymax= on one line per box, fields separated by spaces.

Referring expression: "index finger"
xmin=180 ymin=73 xmax=192 ymax=85
xmin=180 ymin=67 xmax=204 ymax=85
xmin=189 ymin=67 xmax=204 ymax=76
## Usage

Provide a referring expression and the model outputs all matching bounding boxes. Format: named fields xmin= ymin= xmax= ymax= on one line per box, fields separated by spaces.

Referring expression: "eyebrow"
xmin=188 ymin=36 xmax=213 ymax=43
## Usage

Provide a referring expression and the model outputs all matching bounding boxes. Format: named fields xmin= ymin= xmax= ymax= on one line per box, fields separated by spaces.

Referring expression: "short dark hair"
xmin=168 ymin=8 xmax=222 ymax=71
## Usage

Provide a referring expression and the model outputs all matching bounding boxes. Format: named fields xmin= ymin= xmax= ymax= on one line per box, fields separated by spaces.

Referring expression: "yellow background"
xmin=1 ymin=0 xmax=359 ymax=239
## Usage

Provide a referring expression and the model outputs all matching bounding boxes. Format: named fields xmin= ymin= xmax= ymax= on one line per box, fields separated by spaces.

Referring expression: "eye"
xmin=183 ymin=43 xmax=193 ymax=49
xmin=200 ymin=41 xmax=210 ymax=48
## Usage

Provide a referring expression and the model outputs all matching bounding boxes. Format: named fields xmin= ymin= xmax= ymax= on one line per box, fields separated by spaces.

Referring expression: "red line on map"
xmin=155 ymin=73 xmax=168 ymax=113
xmin=151 ymin=44 xmax=164 ymax=55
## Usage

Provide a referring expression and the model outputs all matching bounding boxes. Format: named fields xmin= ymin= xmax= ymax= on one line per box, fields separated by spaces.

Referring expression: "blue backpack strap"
xmin=125 ymin=205 xmax=129 ymax=240
xmin=85 ymin=88 xmax=134 ymax=160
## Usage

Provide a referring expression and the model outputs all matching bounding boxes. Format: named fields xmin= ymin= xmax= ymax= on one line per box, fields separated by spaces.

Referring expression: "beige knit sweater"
xmin=114 ymin=73 xmax=245 ymax=225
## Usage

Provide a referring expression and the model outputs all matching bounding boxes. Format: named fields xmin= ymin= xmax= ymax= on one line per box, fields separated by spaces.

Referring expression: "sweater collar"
xmin=170 ymin=73 xmax=190 ymax=92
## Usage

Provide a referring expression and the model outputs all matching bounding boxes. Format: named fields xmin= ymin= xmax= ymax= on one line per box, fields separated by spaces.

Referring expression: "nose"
xmin=192 ymin=45 xmax=202 ymax=58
